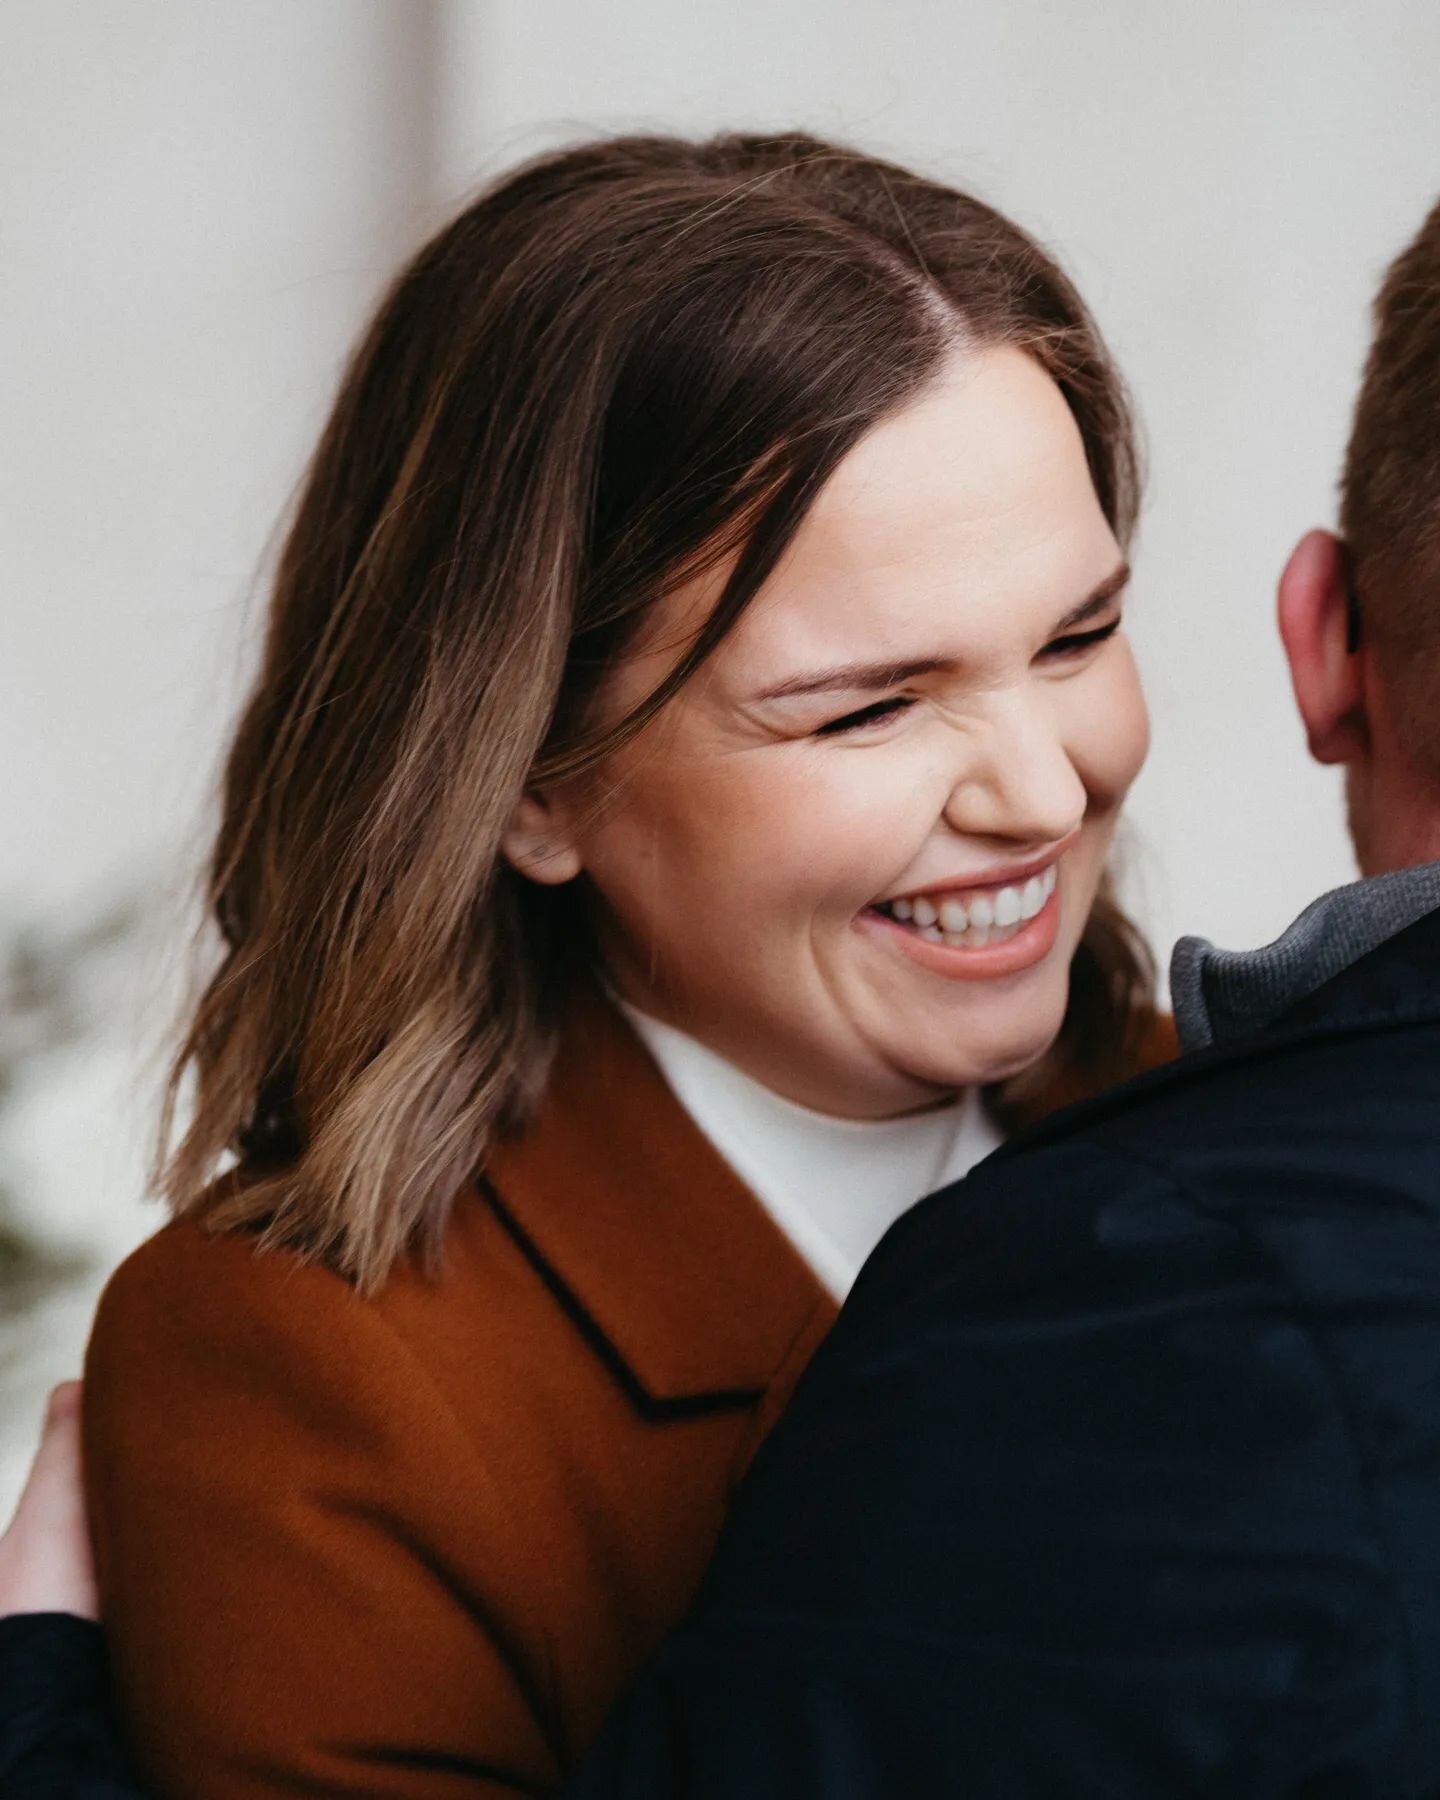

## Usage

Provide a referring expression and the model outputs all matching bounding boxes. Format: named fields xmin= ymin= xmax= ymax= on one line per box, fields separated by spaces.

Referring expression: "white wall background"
xmin=0 ymin=0 xmax=443 ymax=1504
xmin=3 ymin=0 xmax=1439 ymax=1505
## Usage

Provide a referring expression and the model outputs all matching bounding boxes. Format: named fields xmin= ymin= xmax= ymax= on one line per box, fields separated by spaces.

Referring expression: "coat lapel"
xmin=482 ymin=983 xmax=837 ymax=1417
xmin=481 ymin=979 xmax=1187 ymax=1415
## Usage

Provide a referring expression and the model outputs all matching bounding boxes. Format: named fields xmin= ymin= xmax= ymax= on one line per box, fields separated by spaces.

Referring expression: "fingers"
xmin=46 ymin=1379 xmax=83 ymax=1425
xmin=0 ymin=1380 xmax=101 ymax=1622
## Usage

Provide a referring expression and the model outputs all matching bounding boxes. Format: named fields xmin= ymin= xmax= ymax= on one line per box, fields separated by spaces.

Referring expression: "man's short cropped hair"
xmin=1341 ymin=196 xmax=1440 ymax=775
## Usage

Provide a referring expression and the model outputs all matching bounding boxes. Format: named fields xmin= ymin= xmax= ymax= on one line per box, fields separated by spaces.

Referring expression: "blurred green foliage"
xmin=0 ymin=902 xmax=142 ymax=1316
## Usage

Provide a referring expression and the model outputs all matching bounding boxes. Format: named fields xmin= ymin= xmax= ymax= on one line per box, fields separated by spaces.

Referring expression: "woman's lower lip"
xmin=857 ymin=887 xmax=1062 ymax=982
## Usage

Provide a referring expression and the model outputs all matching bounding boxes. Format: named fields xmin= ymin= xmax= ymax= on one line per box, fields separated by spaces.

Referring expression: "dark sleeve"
xmin=0 ymin=1613 xmax=144 ymax=1798
xmin=564 ymin=1138 xmax=1416 ymax=1798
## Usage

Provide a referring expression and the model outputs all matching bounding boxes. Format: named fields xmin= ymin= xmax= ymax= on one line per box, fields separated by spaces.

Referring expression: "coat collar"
xmin=995 ymin=902 xmax=1440 ymax=1162
xmin=480 ymin=982 xmax=837 ymax=1418
xmin=1171 ymin=861 xmax=1440 ymax=1051
xmin=1249 ymin=898 xmax=1440 ymax=1042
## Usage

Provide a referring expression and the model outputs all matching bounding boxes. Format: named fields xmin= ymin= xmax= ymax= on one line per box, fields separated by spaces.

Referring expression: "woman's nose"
xmin=940 ymin=698 xmax=1087 ymax=847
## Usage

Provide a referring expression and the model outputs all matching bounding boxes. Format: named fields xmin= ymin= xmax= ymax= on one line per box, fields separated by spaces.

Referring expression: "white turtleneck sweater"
xmin=618 ymin=1002 xmax=1005 ymax=1301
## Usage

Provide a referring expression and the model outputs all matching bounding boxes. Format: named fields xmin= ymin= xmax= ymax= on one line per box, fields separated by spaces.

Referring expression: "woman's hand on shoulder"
xmin=0 ymin=1381 xmax=99 ymax=1621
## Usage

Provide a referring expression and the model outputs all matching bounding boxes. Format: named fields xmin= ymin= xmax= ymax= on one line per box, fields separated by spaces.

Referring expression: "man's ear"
xmin=501 ymin=790 xmax=584 ymax=886
xmin=1276 ymin=528 xmax=1369 ymax=766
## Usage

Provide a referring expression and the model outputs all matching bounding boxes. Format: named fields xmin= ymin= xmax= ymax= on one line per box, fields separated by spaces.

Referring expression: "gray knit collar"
xmin=1170 ymin=860 xmax=1440 ymax=1053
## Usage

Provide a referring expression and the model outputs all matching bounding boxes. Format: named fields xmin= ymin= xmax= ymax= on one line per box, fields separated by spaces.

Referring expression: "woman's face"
xmin=518 ymin=346 xmax=1149 ymax=1117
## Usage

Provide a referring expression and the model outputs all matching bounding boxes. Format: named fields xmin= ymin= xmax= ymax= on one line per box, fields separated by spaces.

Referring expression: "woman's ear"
xmin=1276 ymin=528 xmax=1369 ymax=766
xmin=501 ymin=790 xmax=584 ymax=886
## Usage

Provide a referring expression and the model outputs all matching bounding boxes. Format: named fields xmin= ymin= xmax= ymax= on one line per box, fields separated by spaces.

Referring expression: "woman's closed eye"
xmin=813 ymin=696 xmax=917 ymax=737
xmin=812 ymin=619 xmax=1122 ymax=736
xmin=1039 ymin=617 xmax=1122 ymax=661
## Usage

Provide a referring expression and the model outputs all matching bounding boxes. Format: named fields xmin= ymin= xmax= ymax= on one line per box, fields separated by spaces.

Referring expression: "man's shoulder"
xmin=845 ymin=991 xmax=1440 ymax=1370
xmin=1082 ymin=991 xmax=1440 ymax=1191
xmin=998 ymin=965 xmax=1440 ymax=1182
xmin=727 ymin=1012 xmax=1440 ymax=1591
xmin=849 ymin=1131 xmax=1220 ymax=1339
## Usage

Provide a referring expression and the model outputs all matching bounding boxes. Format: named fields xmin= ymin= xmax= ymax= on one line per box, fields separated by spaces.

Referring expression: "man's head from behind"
xmin=1279 ymin=196 xmax=1440 ymax=875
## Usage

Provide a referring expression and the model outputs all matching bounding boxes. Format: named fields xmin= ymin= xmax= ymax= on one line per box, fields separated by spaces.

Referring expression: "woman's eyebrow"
xmin=751 ymin=560 xmax=1131 ymax=703
xmin=1050 ymin=560 xmax=1130 ymax=634
xmin=754 ymin=655 xmax=954 ymax=703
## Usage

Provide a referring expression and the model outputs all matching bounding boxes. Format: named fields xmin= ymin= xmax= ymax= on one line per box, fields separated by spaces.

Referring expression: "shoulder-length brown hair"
xmin=161 ymin=131 xmax=1154 ymax=1292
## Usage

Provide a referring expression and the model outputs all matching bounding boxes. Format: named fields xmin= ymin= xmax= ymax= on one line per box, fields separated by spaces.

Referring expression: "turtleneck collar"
xmin=617 ymin=1002 xmax=1004 ymax=1299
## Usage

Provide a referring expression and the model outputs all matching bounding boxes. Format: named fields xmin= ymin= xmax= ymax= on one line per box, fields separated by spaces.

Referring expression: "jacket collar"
xmin=1171 ymin=861 xmax=1440 ymax=1051
xmin=1249 ymin=897 xmax=1440 ymax=1043
xmin=999 ymin=900 xmax=1440 ymax=1160
xmin=480 ymin=982 xmax=837 ymax=1418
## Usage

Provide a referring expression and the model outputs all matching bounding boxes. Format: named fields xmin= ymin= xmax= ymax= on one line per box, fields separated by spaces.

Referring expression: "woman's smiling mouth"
xmin=859 ymin=860 xmax=1063 ymax=979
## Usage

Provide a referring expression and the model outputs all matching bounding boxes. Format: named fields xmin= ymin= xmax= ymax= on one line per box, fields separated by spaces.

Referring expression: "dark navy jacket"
xmin=566 ymin=902 xmax=1440 ymax=1797
xmin=6 ymin=904 xmax=1440 ymax=1796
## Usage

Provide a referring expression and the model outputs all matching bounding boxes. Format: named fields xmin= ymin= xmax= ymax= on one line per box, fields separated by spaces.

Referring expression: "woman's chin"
xmin=894 ymin=1010 xmax=1065 ymax=1095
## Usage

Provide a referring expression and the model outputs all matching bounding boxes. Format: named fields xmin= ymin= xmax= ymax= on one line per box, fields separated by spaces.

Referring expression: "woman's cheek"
xmin=727 ymin=748 xmax=910 ymax=904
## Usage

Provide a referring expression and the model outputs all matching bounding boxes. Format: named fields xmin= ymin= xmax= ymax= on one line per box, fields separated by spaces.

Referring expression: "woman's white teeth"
xmin=881 ymin=862 xmax=1058 ymax=949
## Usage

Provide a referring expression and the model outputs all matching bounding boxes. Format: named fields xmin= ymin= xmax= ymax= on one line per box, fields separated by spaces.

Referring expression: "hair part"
xmin=158 ymin=130 xmax=1151 ymax=1292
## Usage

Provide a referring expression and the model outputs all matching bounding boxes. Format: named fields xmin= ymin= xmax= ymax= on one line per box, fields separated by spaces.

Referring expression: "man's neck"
xmin=1355 ymin=809 xmax=1440 ymax=878
xmin=1349 ymin=727 xmax=1440 ymax=875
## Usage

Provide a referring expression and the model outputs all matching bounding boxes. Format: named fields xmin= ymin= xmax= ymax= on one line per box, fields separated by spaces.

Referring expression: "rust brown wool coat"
xmin=84 ymin=988 xmax=1176 ymax=1799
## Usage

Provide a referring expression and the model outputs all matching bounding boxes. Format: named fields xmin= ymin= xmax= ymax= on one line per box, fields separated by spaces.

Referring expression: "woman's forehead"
xmin=792 ymin=348 xmax=1103 ymax=582
xmin=724 ymin=350 xmax=1120 ymax=671
xmin=609 ymin=344 xmax=1119 ymax=708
